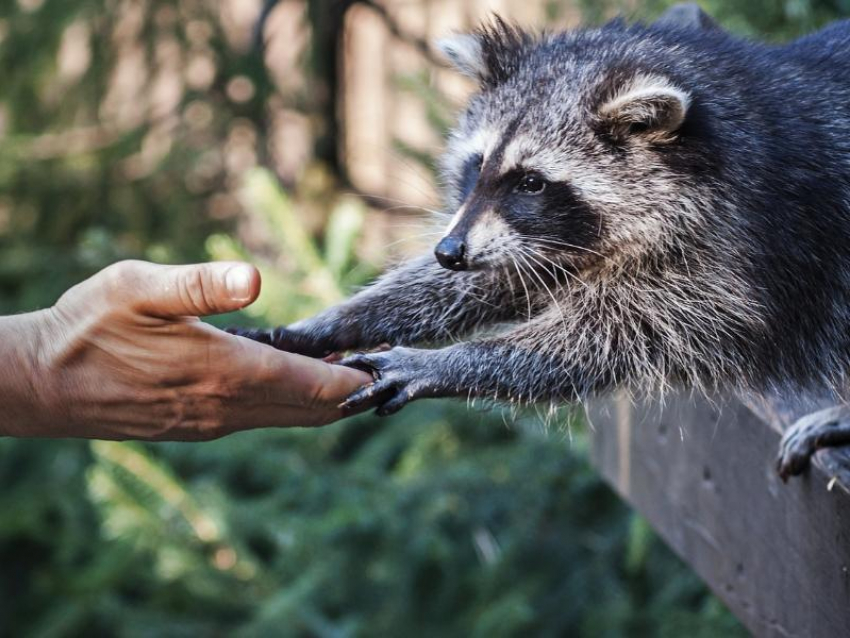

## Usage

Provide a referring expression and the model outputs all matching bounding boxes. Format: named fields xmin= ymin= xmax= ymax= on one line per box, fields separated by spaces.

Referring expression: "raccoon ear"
xmin=596 ymin=75 xmax=690 ymax=142
xmin=435 ymin=34 xmax=488 ymax=81
xmin=436 ymin=18 xmax=531 ymax=87
xmin=654 ymin=3 xmax=721 ymax=31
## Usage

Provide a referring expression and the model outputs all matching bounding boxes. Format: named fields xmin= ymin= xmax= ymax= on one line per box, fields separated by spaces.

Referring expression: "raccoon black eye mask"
xmin=231 ymin=8 xmax=850 ymax=480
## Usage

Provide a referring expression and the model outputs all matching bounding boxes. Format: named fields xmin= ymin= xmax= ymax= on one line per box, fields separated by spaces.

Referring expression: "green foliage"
xmin=0 ymin=408 xmax=748 ymax=637
xmin=204 ymin=168 xmax=376 ymax=327
xmin=0 ymin=0 xmax=275 ymax=312
xmin=580 ymin=0 xmax=850 ymax=39
xmin=9 ymin=0 xmax=849 ymax=635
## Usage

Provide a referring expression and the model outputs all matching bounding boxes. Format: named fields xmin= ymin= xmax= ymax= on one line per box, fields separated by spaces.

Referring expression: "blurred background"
xmin=0 ymin=0 xmax=844 ymax=635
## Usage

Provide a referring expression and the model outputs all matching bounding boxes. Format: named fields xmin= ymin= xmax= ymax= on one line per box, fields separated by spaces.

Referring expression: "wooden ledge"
xmin=588 ymin=393 xmax=850 ymax=637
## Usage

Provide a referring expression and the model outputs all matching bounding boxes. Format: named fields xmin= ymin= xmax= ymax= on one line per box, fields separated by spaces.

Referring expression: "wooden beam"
xmin=588 ymin=393 xmax=850 ymax=637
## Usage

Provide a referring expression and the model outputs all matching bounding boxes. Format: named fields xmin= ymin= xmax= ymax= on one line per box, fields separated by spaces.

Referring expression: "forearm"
xmin=0 ymin=310 xmax=53 ymax=436
xmin=295 ymin=255 xmax=530 ymax=350
xmin=436 ymin=338 xmax=584 ymax=403
xmin=338 ymin=308 xmax=612 ymax=416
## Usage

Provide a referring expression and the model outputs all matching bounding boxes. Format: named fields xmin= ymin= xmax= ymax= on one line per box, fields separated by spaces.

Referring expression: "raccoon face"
xmin=434 ymin=22 xmax=694 ymax=274
xmin=435 ymin=132 xmax=602 ymax=272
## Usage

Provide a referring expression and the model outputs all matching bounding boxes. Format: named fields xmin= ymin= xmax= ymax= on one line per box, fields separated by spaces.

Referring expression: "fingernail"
xmin=225 ymin=265 xmax=254 ymax=301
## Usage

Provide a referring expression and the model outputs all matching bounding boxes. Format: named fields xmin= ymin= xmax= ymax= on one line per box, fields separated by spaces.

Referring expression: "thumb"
xmin=134 ymin=261 xmax=261 ymax=318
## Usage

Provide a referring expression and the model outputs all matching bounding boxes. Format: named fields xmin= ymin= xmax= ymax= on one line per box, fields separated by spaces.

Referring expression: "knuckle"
xmin=101 ymin=260 xmax=132 ymax=281
xmin=178 ymin=268 xmax=214 ymax=316
xmin=101 ymin=260 xmax=145 ymax=302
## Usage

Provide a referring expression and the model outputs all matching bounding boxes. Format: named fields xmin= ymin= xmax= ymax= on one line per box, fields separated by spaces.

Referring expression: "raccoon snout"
xmin=435 ymin=235 xmax=468 ymax=271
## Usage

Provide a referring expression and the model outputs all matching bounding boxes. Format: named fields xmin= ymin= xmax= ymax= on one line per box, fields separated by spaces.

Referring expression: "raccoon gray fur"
xmin=232 ymin=6 xmax=850 ymax=475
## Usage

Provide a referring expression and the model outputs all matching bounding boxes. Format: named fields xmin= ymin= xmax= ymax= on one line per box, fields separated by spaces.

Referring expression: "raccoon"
xmin=232 ymin=6 xmax=850 ymax=479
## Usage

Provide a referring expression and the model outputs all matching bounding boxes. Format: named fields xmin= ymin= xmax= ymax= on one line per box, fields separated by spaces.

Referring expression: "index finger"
xmin=228 ymin=334 xmax=373 ymax=410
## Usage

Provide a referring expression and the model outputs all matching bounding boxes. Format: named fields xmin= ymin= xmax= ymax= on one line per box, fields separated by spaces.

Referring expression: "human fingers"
xmin=84 ymin=260 xmax=261 ymax=318
xmin=221 ymin=336 xmax=372 ymax=428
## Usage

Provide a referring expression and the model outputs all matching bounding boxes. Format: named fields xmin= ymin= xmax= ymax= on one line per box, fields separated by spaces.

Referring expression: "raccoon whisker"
xmin=389 ymin=221 xmax=446 ymax=229
xmin=522 ymin=246 xmax=589 ymax=291
xmin=501 ymin=263 xmax=518 ymax=301
xmin=522 ymin=247 xmax=569 ymax=280
xmin=345 ymin=140 xmax=440 ymax=193
xmin=344 ymin=191 xmax=448 ymax=218
xmin=520 ymin=246 xmax=560 ymax=280
xmin=353 ymin=138 xmax=447 ymax=167
xmin=516 ymin=248 xmax=569 ymax=332
xmin=508 ymin=254 xmax=535 ymax=320
xmin=514 ymin=249 xmax=547 ymax=292
xmin=458 ymin=279 xmax=502 ymax=310
xmin=379 ymin=205 xmax=443 ymax=217
xmin=392 ymin=178 xmax=445 ymax=205
xmin=516 ymin=247 xmax=558 ymax=286
xmin=523 ymin=236 xmax=606 ymax=259
xmin=383 ymin=231 xmax=447 ymax=249
xmin=513 ymin=250 xmax=544 ymax=295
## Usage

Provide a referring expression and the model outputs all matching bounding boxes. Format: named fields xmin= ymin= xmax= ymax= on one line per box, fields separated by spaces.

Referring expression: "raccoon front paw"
xmin=338 ymin=347 xmax=451 ymax=417
xmin=776 ymin=406 xmax=850 ymax=481
xmin=226 ymin=326 xmax=335 ymax=358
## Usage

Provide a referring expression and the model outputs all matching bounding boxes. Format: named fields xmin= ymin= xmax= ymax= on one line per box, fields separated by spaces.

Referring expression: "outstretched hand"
xmin=0 ymin=260 xmax=371 ymax=440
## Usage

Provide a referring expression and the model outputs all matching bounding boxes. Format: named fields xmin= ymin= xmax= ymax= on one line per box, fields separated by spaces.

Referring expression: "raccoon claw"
xmin=226 ymin=326 xmax=334 ymax=358
xmin=338 ymin=379 xmax=393 ymax=412
xmin=338 ymin=352 xmax=382 ymax=377
xmin=776 ymin=406 xmax=850 ymax=481
xmin=338 ymin=348 xmax=447 ymax=416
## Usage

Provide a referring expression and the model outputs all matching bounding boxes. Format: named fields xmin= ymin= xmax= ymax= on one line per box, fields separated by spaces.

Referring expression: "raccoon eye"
xmin=515 ymin=173 xmax=548 ymax=195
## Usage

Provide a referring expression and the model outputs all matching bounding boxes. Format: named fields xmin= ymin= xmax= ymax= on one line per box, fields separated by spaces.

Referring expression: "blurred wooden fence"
xmin=266 ymin=0 xmax=579 ymax=212
xmin=342 ymin=0 xmax=579 ymax=208
xmin=590 ymin=392 xmax=850 ymax=637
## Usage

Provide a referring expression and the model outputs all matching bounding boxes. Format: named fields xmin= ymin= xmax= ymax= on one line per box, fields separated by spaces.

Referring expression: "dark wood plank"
xmin=588 ymin=393 xmax=850 ymax=638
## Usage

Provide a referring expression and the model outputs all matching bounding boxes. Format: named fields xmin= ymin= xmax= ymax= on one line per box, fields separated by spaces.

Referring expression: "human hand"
xmin=3 ymin=260 xmax=371 ymax=440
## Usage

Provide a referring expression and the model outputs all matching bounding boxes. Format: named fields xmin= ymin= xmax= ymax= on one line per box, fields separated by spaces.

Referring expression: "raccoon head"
xmin=433 ymin=20 xmax=698 ymax=275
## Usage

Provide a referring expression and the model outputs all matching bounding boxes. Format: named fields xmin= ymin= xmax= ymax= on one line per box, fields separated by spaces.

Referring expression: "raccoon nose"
xmin=435 ymin=236 xmax=467 ymax=271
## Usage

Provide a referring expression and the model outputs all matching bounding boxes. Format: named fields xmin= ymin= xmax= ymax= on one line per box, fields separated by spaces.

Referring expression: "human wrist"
xmin=0 ymin=308 xmax=64 ymax=436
